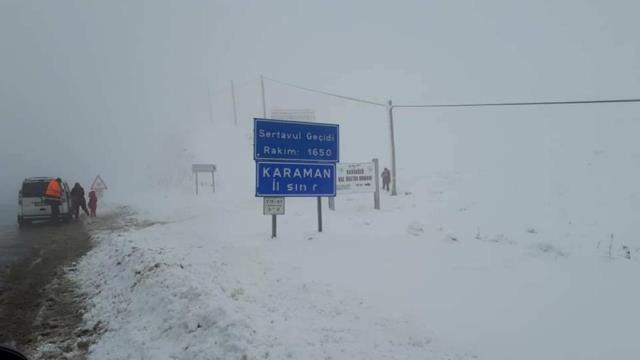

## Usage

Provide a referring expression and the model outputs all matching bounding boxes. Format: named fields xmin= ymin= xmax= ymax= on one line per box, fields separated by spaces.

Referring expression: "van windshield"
xmin=22 ymin=181 xmax=49 ymax=197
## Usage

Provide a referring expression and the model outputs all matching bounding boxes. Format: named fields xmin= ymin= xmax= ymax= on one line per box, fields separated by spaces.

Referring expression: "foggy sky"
xmin=2 ymin=0 xmax=640 ymax=204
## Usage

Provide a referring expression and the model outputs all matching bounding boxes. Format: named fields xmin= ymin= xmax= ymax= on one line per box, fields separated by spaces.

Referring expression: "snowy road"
xmin=0 ymin=203 xmax=26 ymax=274
xmin=0 ymin=210 xmax=94 ymax=358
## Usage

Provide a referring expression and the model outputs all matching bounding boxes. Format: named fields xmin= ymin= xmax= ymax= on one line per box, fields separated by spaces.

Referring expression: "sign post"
xmin=254 ymin=118 xmax=339 ymax=237
xmin=373 ymin=158 xmax=380 ymax=210
xmin=192 ymin=164 xmax=216 ymax=195
xmin=317 ymin=197 xmax=322 ymax=232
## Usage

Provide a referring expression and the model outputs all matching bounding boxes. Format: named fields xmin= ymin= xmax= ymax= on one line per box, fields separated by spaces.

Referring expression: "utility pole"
xmin=231 ymin=80 xmax=238 ymax=126
xmin=388 ymin=100 xmax=398 ymax=196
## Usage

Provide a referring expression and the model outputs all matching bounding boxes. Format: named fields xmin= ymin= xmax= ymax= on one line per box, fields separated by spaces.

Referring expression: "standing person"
xmin=88 ymin=190 xmax=98 ymax=217
xmin=70 ymin=183 xmax=90 ymax=220
xmin=381 ymin=167 xmax=391 ymax=191
xmin=44 ymin=178 xmax=63 ymax=223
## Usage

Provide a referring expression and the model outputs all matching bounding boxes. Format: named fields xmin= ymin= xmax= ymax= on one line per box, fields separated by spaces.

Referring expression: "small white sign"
xmin=271 ymin=108 xmax=316 ymax=122
xmin=192 ymin=164 xmax=216 ymax=173
xmin=337 ymin=162 xmax=375 ymax=194
xmin=263 ymin=197 xmax=285 ymax=215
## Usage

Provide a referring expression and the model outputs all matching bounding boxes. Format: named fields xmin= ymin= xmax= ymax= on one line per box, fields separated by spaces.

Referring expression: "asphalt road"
xmin=0 ymin=204 xmax=30 ymax=278
xmin=0 ymin=204 xmax=94 ymax=358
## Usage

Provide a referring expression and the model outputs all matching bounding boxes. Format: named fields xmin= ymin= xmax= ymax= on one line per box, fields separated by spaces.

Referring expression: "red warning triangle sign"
xmin=91 ymin=175 xmax=108 ymax=190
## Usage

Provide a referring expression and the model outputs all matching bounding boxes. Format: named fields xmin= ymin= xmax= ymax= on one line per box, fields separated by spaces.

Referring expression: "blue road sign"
xmin=254 ymin=118 xmax=339 ymax=162
xmin=256 ymin=162 xmax=336 ymax=197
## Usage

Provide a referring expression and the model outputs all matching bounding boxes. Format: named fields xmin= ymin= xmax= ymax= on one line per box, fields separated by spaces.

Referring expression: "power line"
xmin=263 ymin=76 xmax=386 ymax=107
xmin=251 ymin=76 xmax=640 ymax=109
xmin=394 ymin=98 xmax=640 ymax=108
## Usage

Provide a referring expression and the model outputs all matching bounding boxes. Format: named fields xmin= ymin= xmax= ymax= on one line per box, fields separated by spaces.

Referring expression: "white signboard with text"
xmin=337 ymin=162 xmax=375 ymax=194
xmin=263 ymin=197 xmax=285 ymax=215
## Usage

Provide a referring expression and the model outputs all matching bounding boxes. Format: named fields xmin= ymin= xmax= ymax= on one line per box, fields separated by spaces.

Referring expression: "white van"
xmin=17 ymin=177 xmax=72 ymax=227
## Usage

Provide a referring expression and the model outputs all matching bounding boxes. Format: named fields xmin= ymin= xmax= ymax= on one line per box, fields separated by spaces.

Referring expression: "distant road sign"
xmin=192 ymin=164 xmax=216 ymax=173
xmin=263 ymin=197 xmax=285 ymax=215
xmin=256 ymin=162 xmax=336 ymax=197
xmin=337 ymin=162 xmax=376 ymax=193
xmin=271 ymin=109 xmax=316 ymax=122
xmin=254 ymin=118 xmax=339 ymax=162
xmin=90 ymin=175 xmax=107 ymax=191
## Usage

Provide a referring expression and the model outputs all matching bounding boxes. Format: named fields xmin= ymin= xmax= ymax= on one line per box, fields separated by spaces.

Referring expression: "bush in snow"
xmin=531 ymin=242 xmax=567 ymax=259
xmin=444 ymin=233 xmax=459 ymax=243
xmin=407 ymin=221 xmax=424 ymax=236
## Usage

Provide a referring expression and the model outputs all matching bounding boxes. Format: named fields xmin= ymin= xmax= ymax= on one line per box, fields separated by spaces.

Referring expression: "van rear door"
xmin=21 ymin=181 xmax=51 ymax=217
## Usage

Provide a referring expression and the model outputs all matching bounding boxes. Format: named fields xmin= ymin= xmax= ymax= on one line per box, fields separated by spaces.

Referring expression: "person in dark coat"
xmin=381 ymin=167 xmax=391 ymax=191
xmin=70 ymin=183 xmax=90 ymax=219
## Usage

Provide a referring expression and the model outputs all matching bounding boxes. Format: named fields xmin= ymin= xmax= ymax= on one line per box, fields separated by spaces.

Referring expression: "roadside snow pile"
xmin=75 ymin=170 xmax=640 ymax=360
xmin=74 ymin=195 xmax=471 ymax=360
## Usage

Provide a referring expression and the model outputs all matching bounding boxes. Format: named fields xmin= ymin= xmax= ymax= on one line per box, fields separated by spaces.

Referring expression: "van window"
xmin=22 ymin=181 xmax=49 ymax=197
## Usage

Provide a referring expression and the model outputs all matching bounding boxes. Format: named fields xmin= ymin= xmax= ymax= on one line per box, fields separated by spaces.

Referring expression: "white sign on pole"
xmin=263 ymin=197 xmax=285 ymax=215
xmin=336 ymin=162 xmax=376 ymax=193
xmin=192 ymin=164 xmax=216 ymax=173
xmin=271 ymin=108 xmax=316 ymax=122
xmin=192 ymin=163 xmax=217 ymax=194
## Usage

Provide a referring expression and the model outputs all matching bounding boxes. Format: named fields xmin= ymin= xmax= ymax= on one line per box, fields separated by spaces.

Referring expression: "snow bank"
xmin=75 ymin=194 xmax=471 ymax=359
xmin=74 ymin=169 xmax=640 ymax=359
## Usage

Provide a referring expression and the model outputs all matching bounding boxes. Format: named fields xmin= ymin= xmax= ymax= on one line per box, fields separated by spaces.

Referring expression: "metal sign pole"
xmin=260 ymin=75 xmax=267 ymax=119
xmin=272 ymin=213 xmax=277 ymax=238
xmin=388 ymin=100 xmax=398 ymax=196
xmin=260 ymin=76 xmax=276 ymax=237
xmin=211 ymin=171 xmax=215 ymax=193
xmin=373 ymin=158 xmax=380 ymax=209
xmin=317 ymin=197 xmax=323 ymax=232
xmin=195 ymin=172 xmax=199 ymax=195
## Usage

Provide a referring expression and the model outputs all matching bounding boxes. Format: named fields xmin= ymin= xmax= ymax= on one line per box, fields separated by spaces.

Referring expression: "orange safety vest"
xmin=45 ymin=180 xmax=62 ymax=199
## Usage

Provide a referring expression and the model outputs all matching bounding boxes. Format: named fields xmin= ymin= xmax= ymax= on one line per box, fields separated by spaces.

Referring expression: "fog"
xmin=2 ymin=0 xmax=640 ymax=205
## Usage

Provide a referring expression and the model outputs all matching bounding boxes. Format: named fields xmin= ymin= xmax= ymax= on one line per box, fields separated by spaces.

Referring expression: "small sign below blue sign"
xmin=256 ymin=162 xmax=336 ymax=197
xmin=254 ymin=118 xmax=339 ymax=162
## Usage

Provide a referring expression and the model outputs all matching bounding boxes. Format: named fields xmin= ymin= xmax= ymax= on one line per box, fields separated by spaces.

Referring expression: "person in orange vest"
xmin=44 ymin=178 xmax=63 ymax=223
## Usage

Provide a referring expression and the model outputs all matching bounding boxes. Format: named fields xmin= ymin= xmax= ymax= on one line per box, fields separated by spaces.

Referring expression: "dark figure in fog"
xmin=70 ymin=183 xmax=90 ymax=219
xmin=44 ymin=178 xmax=63 ymax=223
xmin=381 ymin=168 xmax=391 ymax=191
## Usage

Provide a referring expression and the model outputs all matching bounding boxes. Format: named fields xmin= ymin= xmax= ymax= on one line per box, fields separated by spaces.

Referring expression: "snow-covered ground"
xmin=64 ymin=114 xmax=640 ymax=359
xmin=73 ymin=167 xmax=640 ymax=359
